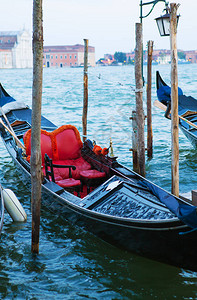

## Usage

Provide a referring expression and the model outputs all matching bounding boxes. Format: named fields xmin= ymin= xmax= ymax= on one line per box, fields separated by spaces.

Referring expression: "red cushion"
xmin=55 ymin=127 xmax=83 ymax=160
xmin=56 ymin=178 xmax=81 ymax=188
xmin=80 ymin=170 xmax=106 ymax=179
xmin=40 ymin=133 xmax=53 ymax=162
xmin=24 ymin=125 xmax=83 ymax=163
xmin=53 ymin=157 xmax=91 ymax=180
xmin=23 ymin=129 xmax=53 ymax=163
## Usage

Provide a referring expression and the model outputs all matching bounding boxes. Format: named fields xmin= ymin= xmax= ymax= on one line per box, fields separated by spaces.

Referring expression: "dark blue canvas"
xmin=0 ymin=96 xmax=15 ymax=107
xmin=140 ymin=180 xmax=197 ymax=229
xmin=157 ymin=85 xmax=183 ymax=104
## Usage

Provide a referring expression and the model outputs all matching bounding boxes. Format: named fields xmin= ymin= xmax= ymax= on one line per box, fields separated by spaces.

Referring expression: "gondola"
xmin=1 ymin=83 xmax=197 ymax=271
xmin=155 ymin=71 xmax=197 ymax=148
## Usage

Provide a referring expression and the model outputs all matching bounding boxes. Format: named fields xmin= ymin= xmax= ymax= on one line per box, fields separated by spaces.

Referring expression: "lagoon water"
xmin=0 ymin=64 xmax=197 ymax=299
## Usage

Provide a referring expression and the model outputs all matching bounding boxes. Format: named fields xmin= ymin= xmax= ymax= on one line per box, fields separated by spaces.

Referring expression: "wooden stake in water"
xmin=170 ymin=3 xmax=179 ymax=197
xmin=131 ymin=111 xmax=138 ymax=172
xmin=147 ymin=40 xmax=153 ymax=158
xmin=31 ymin=0 xmax=43 ymax=253
xmin=135 ymin=23 xmax=145 ymax=177
xmin=82 ymin=39 xmax=88 ymax=142
xmin=110 ymin=138 xmax=114 ymax=157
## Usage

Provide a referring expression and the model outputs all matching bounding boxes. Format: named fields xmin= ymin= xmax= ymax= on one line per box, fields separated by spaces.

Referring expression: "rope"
xmin=96 ymin=73 xmax=137 ymax=93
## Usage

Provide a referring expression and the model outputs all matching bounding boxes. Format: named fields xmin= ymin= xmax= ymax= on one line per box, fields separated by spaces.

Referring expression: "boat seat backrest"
xmin=23 ymin=125 xmax=83 ymax=163
xmin=23 ymin=129 xmax=53 ymax=163
xmin=54 ymin=125 xmax=83 ymax=160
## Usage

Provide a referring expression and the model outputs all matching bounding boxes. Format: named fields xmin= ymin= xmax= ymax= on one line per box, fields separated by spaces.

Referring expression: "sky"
xmin=1 ymin=0 xmax=197 ymax=60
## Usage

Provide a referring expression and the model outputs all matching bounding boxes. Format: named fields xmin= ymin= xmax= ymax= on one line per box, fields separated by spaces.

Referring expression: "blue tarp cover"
xmin=140 ymin=180 xmax=197 ymax=229
xmin=157 ymin=85 xmax=183 ymax=104
xmin=0 ymin=96 xmax=15 ymax=107
xmin=178 ymin=95 xmax=197 ymax=116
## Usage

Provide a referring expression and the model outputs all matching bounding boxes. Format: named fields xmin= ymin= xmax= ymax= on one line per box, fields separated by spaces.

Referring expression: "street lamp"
xmin=155 ymin=13 xmax=171 ymax=36
xmin=140 ymin=0 xmax=169 ymax=25
xmin=139 ymin=0 xmax=170 ymax=84
xmin=139 ymin=0 xmax=180 ymax=83
xmin=138 ymin=1 xmax=180 ymax=195
xmin=155 ymin=11 xmax=180 ymax=36
xmin=140 ymin=0 xmax=180 ymax=36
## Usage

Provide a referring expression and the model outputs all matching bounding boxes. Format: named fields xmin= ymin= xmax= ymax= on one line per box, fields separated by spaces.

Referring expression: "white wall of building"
xmin=12 ymin=31 xmax=33 ymax=68
xmin=158 ymin=55 xmax=171 ymax=64
xmin=0 ymin=30 xmax=33 ymax=69
xmin=78 ymin=52 xmax=95 ymax=67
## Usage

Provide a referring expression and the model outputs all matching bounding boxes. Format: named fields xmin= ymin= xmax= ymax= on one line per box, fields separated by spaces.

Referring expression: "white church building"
xmin=0 ymin=30 xmax=33 ymax=69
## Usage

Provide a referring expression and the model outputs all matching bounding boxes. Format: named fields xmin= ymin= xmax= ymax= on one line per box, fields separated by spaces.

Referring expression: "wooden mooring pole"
xmin=170 ymin=3 xmax=179 ymax=197
xmin=82 ymin=39 xmax=88 ymax=143
xmin=131 ymin=111 xmax=139 ymax=172
xmin=147 ymin=40 xmax=153 ymax=158
xmin=31 ymin=0 xmax=43 ymax=253
xmin=134 ymin=23 xmax=145 ymax=177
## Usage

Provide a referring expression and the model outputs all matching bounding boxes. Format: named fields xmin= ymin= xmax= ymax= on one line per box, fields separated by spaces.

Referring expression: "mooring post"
xmin=170 ymin=3 xmax=179 ymax=197
xmin=31 ymin=0 xmax=43 ymax=253
xmin=135 ymin=23 xmax=145 ymax=177
xmin=192 ymin=190 xmax=197 ymax=206
xmin=131 ymin=111 xmax=139 ymax=173
xmin=82 ymin=39 xmax=88 ymax=143
xmin=147 ymin=40 xmax=153 ymax=158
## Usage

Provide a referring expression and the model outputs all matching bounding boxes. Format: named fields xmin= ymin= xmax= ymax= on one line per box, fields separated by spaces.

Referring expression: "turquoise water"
xmin=0 ymin=65 xmax=197 ymax=299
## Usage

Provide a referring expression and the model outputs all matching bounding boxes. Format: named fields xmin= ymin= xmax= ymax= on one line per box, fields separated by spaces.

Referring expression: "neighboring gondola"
xmin=1 ymin=83 xmax=197 ymax=271
xmin=155 ymin=71 xmax=197 ymax=148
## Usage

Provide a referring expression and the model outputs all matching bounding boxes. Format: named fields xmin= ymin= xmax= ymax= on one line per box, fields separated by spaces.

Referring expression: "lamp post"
xmin=139 ymin=0 xmax=170 ymax=83
xmin=133 ymin=1 xmax=170 ymax=174
xmin=155 ymin=3 xmax=180 ymax=196
xmin=140 ymin=0 xmax=169 ymax=24
xmin=139 ymin=1 xmax=180 ymax=196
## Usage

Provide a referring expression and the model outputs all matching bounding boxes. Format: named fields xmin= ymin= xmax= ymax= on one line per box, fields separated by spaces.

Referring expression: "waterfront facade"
xmin=0 ymin=30 xmax=33 ymax=69
xmin=185 ymin=50 xmax=197 ymax=63
xmin=43 ymin=44 xmax=95 ymax=68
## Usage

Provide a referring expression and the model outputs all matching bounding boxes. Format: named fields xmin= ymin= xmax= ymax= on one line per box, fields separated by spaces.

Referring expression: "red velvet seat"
xmin=80 ymin=170 xmax=106 ymax=194
xmin=23 ymin=124 xmax=106 ymax=196
xmin=23 ymin=125 xmax=91 ymax=180
xmin=53 ymin=157 xmax=91 ymax=180
xmin=44 ymin=154 xmax=81 ymax=196
xmin=56 ymin=178 xmax=81 ymax=188
xmin=80 ymin=170 xmax=106 ymax=179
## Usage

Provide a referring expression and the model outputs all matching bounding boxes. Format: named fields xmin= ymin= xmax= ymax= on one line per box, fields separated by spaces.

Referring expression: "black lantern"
xmin=155 ymin=13 xmax=180 ymax=36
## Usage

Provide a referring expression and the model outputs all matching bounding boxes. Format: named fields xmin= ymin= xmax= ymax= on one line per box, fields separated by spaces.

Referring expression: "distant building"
xmin=97 ymin=54 xmax=116 ymax=65
xmin=157 ymin=54 xmax=171 ymax=64
xmin=0 ymin=30 xmax=33 ymax=69
xmin=43 ymin=44 xmax=95 ymax=68
xmin=185 ymin=50 xmax=197 ymax=63
xmin=126 ymin=52 xmax=135 ymax=63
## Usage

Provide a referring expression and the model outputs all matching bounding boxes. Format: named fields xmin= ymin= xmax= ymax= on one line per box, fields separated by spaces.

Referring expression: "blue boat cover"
xmin=157 ymin=85 xmax=183 ymax=104
xmin=0 ymin=96 xmax=15 ymax=107
xmin=140 ymin=180 xmax=197 ymax=229
xmin=178 ymin=95 xmax=197 ymax=116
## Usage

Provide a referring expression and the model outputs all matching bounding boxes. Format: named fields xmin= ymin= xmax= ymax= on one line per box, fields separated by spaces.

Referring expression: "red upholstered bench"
xmin=80 ymin=170 xmax=106 ymax=194
xmin=44 ymin=153 xmax=81 ymax=196
xmin=23 ymin=125 xmax=106 ymax=196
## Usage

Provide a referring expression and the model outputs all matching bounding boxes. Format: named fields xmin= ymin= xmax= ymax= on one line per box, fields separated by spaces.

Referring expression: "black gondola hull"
xmin=2 ymin=136 xmax=197 ymax=271
xmin=1 ymin=82 xmax=197 ymax=271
